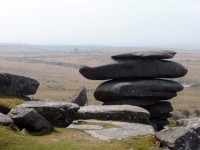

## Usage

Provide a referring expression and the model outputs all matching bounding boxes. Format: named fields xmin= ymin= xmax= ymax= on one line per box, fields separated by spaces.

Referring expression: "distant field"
xmin=0 ymin=46 xmax=200 ymax=113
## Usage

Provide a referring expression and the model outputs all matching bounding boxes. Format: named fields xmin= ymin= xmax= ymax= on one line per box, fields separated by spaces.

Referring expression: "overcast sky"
xmin=0 ymin=0 xmax=200 ymax=49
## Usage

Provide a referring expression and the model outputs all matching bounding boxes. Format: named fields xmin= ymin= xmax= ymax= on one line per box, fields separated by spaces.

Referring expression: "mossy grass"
xmin=0 ymin=93 xmax=30 ymax=114
xmin=166 ymin=119 xmax=177 ymax=127
xmin=0 ymin=125 xmax=161 ymax=150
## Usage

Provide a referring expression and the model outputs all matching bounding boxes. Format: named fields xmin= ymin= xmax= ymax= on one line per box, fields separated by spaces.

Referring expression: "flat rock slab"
xmin=70 ymin=86 xmax=88 ymax=106
xmin=111 ymin=50 xmax=176 ymax=59
xmin=0 ymin=73 xmax=40 ymax=96
xmin=79 ymin=59 xmax=188 ymax=80
xmin=8 ymin=100 xmax=80 ymax=127
xmin=156 ymin=127 xmax=200 ymax=150
xmin=86 ymin=123 xmax=155 ymax=140
xmin=143 ymin=101 xmax=173 ymax=118
xmin=0 ymin=113 xmax=14 ymax=127
xmin=94 ymin=79 xmax=183 ymax=102
xmin=103 ymin=99 xmax=158 ymax=107
xmin=176 ymin=118 xmax=200 ymax=134
xmin=68 ymin=124 xmax=103 ymax=130
xmin=12 ymin=108 xmax=54 ymax=132
xmin=76 ymin=105 xmax=150 ymax=124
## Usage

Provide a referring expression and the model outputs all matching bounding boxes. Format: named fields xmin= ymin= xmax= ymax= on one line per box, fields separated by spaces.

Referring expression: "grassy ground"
xmin=0 ymin=126 xmax=160 ymax=150
xmin=0 ymin=93 xmax=30 ymax=114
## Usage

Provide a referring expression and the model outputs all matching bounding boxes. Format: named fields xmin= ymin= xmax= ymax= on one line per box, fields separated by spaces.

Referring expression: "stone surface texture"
xmin=79 ymin=59 xmax=188 ymax=80
xmin=0 ymin=73 xmax=40 ymax=96
xmin=76 ymin=105 xmax=150 ymax=124
xmin=156 ymin=127 xmax=200 ymax=150
xmin=94 ymin=79 xmax=183 ymax=102
xmin=11 ymin=108 xmax=54 ymax=132
xmin=8 ymin=100 xmax=80 ymax=127
xmin=70 ymin=86 xmax=88 ymax=106
xmin=111 ymin=50 xmax=176 ymax=59
xmin=0 ymin=113 xmax=14 ymax=127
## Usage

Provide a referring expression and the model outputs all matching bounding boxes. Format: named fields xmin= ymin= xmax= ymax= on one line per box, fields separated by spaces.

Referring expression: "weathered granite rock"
xmin=150 ymin=119 xmax=169 ymax=131
xmin=11 ymin=108 xmax=54 ymax=132
xmin=70 ymin=86 xmax=88 ymax=106
xmin=68 ymin=124 xmax=103 ymax=130
xmin=143 ymin=101 xmax=173 ymax=118
xmin=8 ymin=100 xmax=80 ymax=127
xmin=111 ymin=50 xmax=176 ymax=59
xmin=86 ymin=122 xmax=155 ymax=140
xmin=103 ymin=99 xmax=158 ymax=106
xmin=76 ymin=105 xmax=150 ymax=124
xmin=0 ymin=73 xmax=40 ymax=96
xmin=0 ymin=113 xmax=14 ymax=127
xmin=0 ymin=73 xmax=9 ymax=84
xmin=94 ymin=79 xmax=183 ymax=102
xmin=176 ymin=118 xmax=200 ymax=134
xmin=156 ymin=127 xmax=200 ymax=150
xmin=68 ymin=120 xmax=155 ymax=140
xmin=79 ymin=59 xmax=188 ymax=80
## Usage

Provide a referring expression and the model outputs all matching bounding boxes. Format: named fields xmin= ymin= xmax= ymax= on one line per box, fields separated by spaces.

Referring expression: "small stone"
xmin=70 ymin=86 xmax=88 ymax=106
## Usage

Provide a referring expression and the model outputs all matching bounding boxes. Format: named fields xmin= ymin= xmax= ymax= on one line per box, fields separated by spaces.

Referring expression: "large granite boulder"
xmin=111 ymin=50 xmax=176 ymax=59
xmin=0 ymin=73 xmax=9 ymax=84
xmin=156 ymin=127 xmax=200 ymax=150
xmin=0 ymin=113 xmax=14 ymax=127
xmin=143 ymin=101 xmax=173 ymax=118
xmin=0 ymin=73 xmax=40 ymax=96
xmin=79 ymin=59 xmax=188 ymax=80
xmin=70 ymin=86 xmax=88 ymax=106
xmin=8 ymin=100 xmax=80 ymax=127
xmin=94 ymin=79 xmax=183 ymax=102
xmin=103 ymin=99 xmax=158 ymax=106
xmin=11 ymin=108 xmax=54 ymax=132
xmin=76 ymin=105 xmax=150 ymax=124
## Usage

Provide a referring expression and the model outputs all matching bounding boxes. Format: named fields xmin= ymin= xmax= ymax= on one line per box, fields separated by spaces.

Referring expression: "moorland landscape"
xmin=1 ymin=44 xmax=200 ymax=150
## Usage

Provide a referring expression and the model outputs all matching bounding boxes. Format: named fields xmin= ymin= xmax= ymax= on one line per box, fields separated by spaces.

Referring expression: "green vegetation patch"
xmin=0 ymin=125 xmax=160 ymax=150
xmin=165 ymin=119 xmax=177 ymax=127
xmin=0 ymin=93 xmax=30 ymax=114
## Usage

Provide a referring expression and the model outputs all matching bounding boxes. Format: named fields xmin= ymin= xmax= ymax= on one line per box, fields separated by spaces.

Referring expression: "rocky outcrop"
xmin=111 ymin=50 xmax=176 ymax=59
xmin=79 ymin=59 xmax=188 ymax=80
xmin=68 ymin=120 xmax=155 ymax=140
xmin=11 ymin=108 xmax=54 ymax=132
xmin=156 ymin=127 xmax=200 ymax=150
xmin=8 ymin=100 xmax=80 ymax=127
xmin=77 ymin=105 xmax=150 ymax=124
xmin=70 ymin=86 xmax=88 ymax=106
xmin=0 ymin=113 xmax=14 ymax=127
xmin=0 ymin=73 xmax=40 ymax=96
xmin=94 ymin=79 xmax=183 ymax=101
xmin=79 ymin=50 xmax=188 ymax=131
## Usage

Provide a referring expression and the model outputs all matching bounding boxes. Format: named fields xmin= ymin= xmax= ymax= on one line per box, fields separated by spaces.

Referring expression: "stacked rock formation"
xmin=79 ymin=50 xmax=188 ymax=130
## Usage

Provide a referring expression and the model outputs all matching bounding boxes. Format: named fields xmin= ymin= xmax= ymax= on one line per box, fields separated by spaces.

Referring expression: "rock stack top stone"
xmin=79 ymin=59 xmax=188 ymax=80
xmin=111 ymin=50 xmax=176 ymax=59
